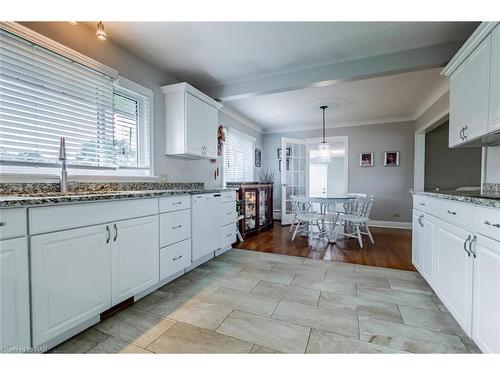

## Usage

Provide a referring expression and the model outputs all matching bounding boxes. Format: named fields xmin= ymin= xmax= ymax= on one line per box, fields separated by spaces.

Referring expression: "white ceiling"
xmin=225 ymin=68 xmax=448 ymax=133
xmin=96 ymin=22 xmax=477 ymax=89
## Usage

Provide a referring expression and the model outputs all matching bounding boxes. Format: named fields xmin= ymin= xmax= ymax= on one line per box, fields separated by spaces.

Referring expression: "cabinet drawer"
xmin=220 ymin=223 xmax=236 ymax=249
xmin=474 ymin=206 xmax=500 ymax=241
xmin=159 ymin=195 xmax=191 ymax=213
xmin=29 ymin=198 xmax=158 ymax=235
xmin=160 ymin=239 xmax=191 ymax=280
xmin=412 ymin=195 xmax=436 ymax=214
xmin=159 ymin=209 xmax=191 ymax=247
xmin=433 ymin=199 xmax=474 ymax=229
xmin=0 ymin=208 xmax=27 ymax=240
xmin=221 ymin=190 xmax=236 ymax=203
xmin=220 ymin=201 xmax=236 ymax=226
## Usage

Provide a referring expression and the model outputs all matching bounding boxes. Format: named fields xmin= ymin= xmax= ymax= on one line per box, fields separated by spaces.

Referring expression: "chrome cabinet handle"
xmin=113 ymin=223 xmax=118 ymax=242
xmin=485 ymin=220 xmax=500 ymax=228
xmin=172 ymin=255 xmax=183 ymax=261
xmin=469 ymin=235 xmax=477 ymax=258
xmin=172 ymin=201 xmax=183 ymax=205
xmin=463 ymin=235 xmax=471 ymax=257
xmin=419 ymin=202 xmax=425 ymax=206
xmin=447 ymin=210 xmax=457 ymax=215
xmin=226 ymin=211 xmax=232 ymax=215
xmin=459 ymin=128 xmax=464 ymax=140
xmin=0 ymin=221 xmax=6 ymax=227
xmin=463 ymin=126 xmax=468 ymax=139
xmin=417 ymin=214 xmax=424 ymax=227
xmin=172 ymin=224 xmax=182 ymax=230
xmin=106 ymin=225 xmax=111 ymax=243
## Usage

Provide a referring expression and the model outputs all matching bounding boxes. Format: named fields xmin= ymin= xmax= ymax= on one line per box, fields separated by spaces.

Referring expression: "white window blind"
xmin=223 ymin=128 xmax=255 ymax=183
xmin=0 ymin=29 xmax=151 ymax=173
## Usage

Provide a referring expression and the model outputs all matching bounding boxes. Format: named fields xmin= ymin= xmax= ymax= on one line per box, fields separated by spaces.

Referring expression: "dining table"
xmin=303 ymin=194 xmax=358 ymax=244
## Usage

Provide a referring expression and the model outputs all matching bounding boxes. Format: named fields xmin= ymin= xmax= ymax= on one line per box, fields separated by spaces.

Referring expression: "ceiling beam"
xmin=207 ymin=41 xmax=464 ymax=102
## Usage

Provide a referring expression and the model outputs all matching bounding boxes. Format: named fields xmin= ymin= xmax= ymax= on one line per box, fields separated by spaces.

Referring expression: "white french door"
xmin=281 ymin=137 xmax=308 ymax=225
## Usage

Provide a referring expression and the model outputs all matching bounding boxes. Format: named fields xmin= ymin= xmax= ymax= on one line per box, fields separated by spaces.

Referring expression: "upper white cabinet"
xmin=444 ymin=22 xmax=500 ymax=147
xmin=0 ymin=237 xmax=30 ymax=352
xmin=489 ymin=25 xmax=500 ymax=132
xmin=162 ymin=82 xmax=222 ymax=159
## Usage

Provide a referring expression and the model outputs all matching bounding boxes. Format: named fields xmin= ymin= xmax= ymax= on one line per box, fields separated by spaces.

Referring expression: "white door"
xmin=489 ymin=25 xmax=500 ymax=132
xmin=472 ymin=234 xmax=500 ymax=353
xmin=186 ymin=92 xmax=205 ymax=157
xmin=421 ymin=214 xmax=437 ymax=287
xmin=281 ymin=137 xmax=308 ymax=225
xmin=309 ymin=164 xmax=328 ymax=197
xmin=411 ymin=210 xmax=423 ymax=273
xmin=435 ymin=219 xmax=474 ymax=335
xmin=192 ymin=194 xmax=222 ymax=261
xmin=464 ymin=35 xmax=491 ymax=141
xmin=111 ymin=215 xmax=159 ymax=305
xmin=30 ymin=225 xmax=111 ymax=346
xmin=0 ymin=237 xmax=30 ymax=352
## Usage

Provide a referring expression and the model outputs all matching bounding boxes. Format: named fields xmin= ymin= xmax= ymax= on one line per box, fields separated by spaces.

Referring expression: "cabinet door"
xmin=31 ymin=225 xmax=111 ymax=346
xmin=185 ymin=92 xmax=205 ymax=157
xmin=0 ymin=237 xmax=30 ymax=352
xmin=204 ymin=103 xmax=219 ymax=159
xmin=435 ymin=220 xmax=473 ymax=335
xmin=411 ymin=210 xmax=423 ymax=273
xmin=449 ymin=62 xmax=467 ymax=147
xmin=464 ymin=35 xmax=491 ymax=141
xmin=489 ymin=25 xmax=500 ymax=132
xmin=472 ymin=235 xmax=500 ymax=353
xmin=111 ymin=215 xmax=159 ymax=305
xmin=421 ymin=214 xmax=437 ymax=287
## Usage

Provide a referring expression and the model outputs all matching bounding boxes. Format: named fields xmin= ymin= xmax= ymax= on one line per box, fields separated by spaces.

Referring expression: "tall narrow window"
xmin=223 ymin=128 xmax=255 ymax=183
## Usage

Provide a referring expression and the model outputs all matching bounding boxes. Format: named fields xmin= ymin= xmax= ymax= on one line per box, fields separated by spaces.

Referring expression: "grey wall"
xmin=19 ymin=22 xmax=260 ymax=189
xmin=424 ymin=122 xmax=481 ymax=190
xmin=262 ymin=121 xmax=415 ymax=223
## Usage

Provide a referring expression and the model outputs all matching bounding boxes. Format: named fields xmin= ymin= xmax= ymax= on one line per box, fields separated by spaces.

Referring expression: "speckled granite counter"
xmin=411 ymin=190 xmax=500 ymax=209
xmin=0 ymin=182 xmax=236 ymax=208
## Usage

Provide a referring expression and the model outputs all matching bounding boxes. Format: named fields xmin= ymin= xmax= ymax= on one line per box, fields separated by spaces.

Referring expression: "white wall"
xmin=484 ymin=145 xmax=500 ymax=183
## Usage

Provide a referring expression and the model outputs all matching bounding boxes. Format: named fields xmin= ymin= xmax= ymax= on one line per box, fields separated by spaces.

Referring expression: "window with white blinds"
xmin=0 ymin=28 xmax=151 ymax=175
xmin=223 ymin=128 xmax=255 ymax=183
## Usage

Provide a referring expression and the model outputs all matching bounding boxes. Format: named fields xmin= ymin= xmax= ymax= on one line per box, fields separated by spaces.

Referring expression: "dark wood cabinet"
xmin=227 ymin=183 xmax=273 ymax=239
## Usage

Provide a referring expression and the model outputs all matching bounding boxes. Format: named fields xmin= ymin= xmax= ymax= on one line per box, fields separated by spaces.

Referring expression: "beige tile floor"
xmin=50 ymin=249 xmax=481 ymax=354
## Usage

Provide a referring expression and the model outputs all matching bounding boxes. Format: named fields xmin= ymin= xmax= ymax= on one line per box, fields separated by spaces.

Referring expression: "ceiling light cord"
xmin=321 ymin=105 xmax=327 ymax=143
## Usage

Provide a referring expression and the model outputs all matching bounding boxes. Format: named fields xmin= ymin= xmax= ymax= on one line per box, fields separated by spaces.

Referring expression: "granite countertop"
xmin=411 ymin=190 xmax=500 ymax=209
xmin=0 ymin=182 xmax=237 ymax=208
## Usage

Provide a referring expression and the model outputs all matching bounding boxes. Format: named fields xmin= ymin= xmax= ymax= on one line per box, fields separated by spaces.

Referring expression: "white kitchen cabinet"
xmin=489 ymin=25 xmax=500 ymax=132
xmin=435 ymin=219 xmax=474 ymax=335
xmin=31 ymin=224 xmax=111 ymax=346
xmin=162 ymin=82 xmax=222 ymax=159
xmin=111 ymin=215 xmax=159 ymax=305
xmin=412 ymin=210 xmax=423 ymax=273
xmin=421 ymin=213 xmax=437 ymax=286
xmin=0 ymin=237 xmax=30 ymax=352
xmin=472 ymin=234 xmax=500 ymax=353
xmin=449 ymin=62 xmax=467 ymax=147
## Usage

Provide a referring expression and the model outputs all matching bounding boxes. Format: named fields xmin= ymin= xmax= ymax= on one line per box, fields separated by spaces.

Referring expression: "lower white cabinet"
xmin=111 ymin=215 xmax=159 ymax=305
xmin=0 ymin=237 xmax=30 ymax=352
xmin=412 ymin=210 xmax=423 ymax=272
xmin=31 ymin=225 xmax=112 ymax=346
xmin=412 ymin=210 xmax=437 ymax=287
xmin=434 ymin=219 xmax=474 ymax=335
xmin=160 ymin=238 xmax=191 ymax=280
xmin=472 ymin=234 xmax=500 ymax=353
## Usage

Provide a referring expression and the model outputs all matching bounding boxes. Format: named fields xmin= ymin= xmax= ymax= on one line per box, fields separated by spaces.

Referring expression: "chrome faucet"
xmin=58 ymin=137 xmax=68 ymax=193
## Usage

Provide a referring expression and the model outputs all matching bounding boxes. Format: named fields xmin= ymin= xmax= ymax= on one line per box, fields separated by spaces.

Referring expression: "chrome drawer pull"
xmin=172 ymin=255 xmax=183 ymax=261
xmin=172 ymin=202 xmax=183 ymax=205
xmin=226 ymin=212 xmax=232 ymax=215
xmin=0 ymin=221 xmax=6 ymax=227
xmin=226 ymin=233 xmax=233 ymax=237
xmin=419 ymin=203 xmax=425 ymax=206
xmin=447 ymin=210 xmax=457 ymax=215
xmin=483 ymin=221 xmax=500 ymax=228
xmin=172 ymin=225 xmax=183 ymax=229
xmin=485 ymin=220 xmax=491 ymax=226
xmin=113 ymin=223 xmax=118 ymax=241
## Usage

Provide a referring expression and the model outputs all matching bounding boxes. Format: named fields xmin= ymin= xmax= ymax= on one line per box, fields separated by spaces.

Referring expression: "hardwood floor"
xmin=235 ymin=222 xmax=415 ymax=271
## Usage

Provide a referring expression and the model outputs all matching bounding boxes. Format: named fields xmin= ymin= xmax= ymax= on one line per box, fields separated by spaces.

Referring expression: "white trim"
xmin=412 ymin=84 xmax=450 ymax=120
xmin=368 ymin=220 xmax=412 ymax=230
xmin=160 ymin=82 xmax=222 ymax=109
xmin=0 ymin=21 xmax=118 ymax=79
xmin=263 ymin=116 xmax=414 ymax=134
xmin=442 ymin=22 xmax=499 ymax=76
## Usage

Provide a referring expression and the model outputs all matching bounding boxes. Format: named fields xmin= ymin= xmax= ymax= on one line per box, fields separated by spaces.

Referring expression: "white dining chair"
xmin=289 ymin=195 xmax=326 ymax=241
xmin=338 ymin=194 xmax=374 ymax=248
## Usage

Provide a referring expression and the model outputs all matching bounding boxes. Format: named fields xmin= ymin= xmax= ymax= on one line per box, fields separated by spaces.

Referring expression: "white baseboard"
xmin=368 ymin=220 xmax=411 ymax=229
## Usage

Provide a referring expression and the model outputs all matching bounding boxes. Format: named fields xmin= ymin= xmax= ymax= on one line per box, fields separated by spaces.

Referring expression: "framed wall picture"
xmin=384 ymin=151 xmax=400 ymax=166
xmin=277 ymin=147 xmax=291 ymax=160
xmin=360 ymin=152 xmax=374 ymax=167
xmin=255 ymin=148 xmax=261 ymax=167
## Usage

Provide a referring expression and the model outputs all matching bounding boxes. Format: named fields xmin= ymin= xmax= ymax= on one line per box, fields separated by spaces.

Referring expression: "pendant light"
xmin=96 ymin=22 xmax=107 ymax=41
xmin=317 ymin=105 xmax=331 ymax=162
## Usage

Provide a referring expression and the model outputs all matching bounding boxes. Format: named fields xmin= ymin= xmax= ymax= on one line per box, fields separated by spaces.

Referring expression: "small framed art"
xmin=384 ymin=151 xmax=400 ymax=166
xmin=360 ymin=152 xmax=374 ymax=167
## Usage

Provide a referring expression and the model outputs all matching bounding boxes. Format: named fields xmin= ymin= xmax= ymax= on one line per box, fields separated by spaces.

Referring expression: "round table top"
xmin=303 ymin=195 xmax=357 ymax=204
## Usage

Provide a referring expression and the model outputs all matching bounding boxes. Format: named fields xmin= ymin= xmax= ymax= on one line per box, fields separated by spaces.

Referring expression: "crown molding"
xmin=262 ymin=116 xmax=414 ymax=134
xmin=0 ymin=21 xmax=119 ymax=79
xmin=442 ymin=22 xmax=498 ymax=76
